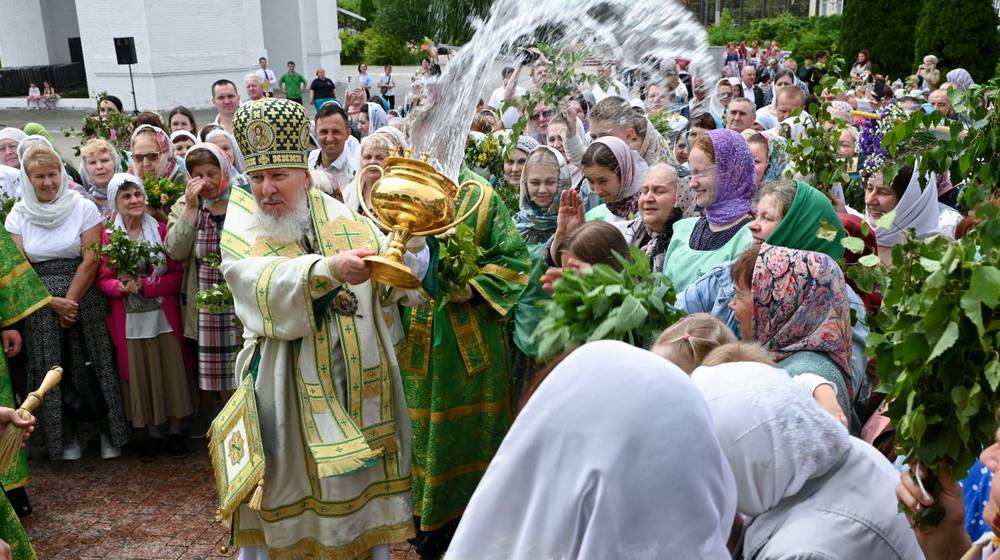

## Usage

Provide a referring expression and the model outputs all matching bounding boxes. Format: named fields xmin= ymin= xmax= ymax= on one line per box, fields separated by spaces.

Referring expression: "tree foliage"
xmin=706 ymin=12 xmax=842 ymax=63
xmin=840 ymin=0 xmax=921 ymax=80
xmin=913 ymin=0 xmax=999 ymax=83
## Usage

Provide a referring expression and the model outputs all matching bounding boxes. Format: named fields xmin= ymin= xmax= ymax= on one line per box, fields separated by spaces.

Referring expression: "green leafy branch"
xmin=436 ymin=223 xmax=484 ymax=305
xmin=91 ymin=222 xmax=163 ymax=279
xmin=534 ymin=247 xmax=686 ymax=360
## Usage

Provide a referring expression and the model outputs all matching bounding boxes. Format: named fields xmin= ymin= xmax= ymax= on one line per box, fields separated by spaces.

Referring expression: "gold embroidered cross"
xmin=262 ymin=242 xmax=284 ymax=257
xmin=332 ymin=223 xmax=361 ymax=249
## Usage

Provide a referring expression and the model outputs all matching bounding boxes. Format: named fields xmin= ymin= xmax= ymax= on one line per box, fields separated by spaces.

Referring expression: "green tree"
xmin=913 ymin=0 xmax=999 ymax=82
xmin=373 ymin=0 xmax=432 ymax=43
xmin=840 ymin=0 xmax=921 ymax=80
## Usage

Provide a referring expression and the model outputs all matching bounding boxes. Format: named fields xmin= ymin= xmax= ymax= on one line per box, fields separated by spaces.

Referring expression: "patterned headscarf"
xmin=751 ymin=244 xmax=853 ymax=397
xmin=946 ymin=68 xmax=975 ymax=91
xmin=513 ymin=146 xmax=571 ymax=244
xmin=704 ymin=128 xmax=757 ymax=225
xmin=128 ymin=124 xmax=180 ymax=181
xmin=592 ymin=136 xmax=641 ymax=219
xmin=106 ymin=172 xmax=167 ymax=276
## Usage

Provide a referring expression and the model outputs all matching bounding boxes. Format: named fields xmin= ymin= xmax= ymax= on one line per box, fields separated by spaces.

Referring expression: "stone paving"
xmin=21 ymin=442 xmax=419 ymax=559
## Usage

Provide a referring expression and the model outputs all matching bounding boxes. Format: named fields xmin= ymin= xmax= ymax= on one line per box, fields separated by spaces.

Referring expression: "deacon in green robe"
xmin=0 ymin=226 xmax=50 ymax=560
xmin=399 ymin=170 xmax=530 ymax=553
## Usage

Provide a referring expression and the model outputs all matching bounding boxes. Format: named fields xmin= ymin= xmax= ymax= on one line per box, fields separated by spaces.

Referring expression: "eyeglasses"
xmin=132 ymin=152 xmax=161 ymax=164
xmin=530 ymin=109 xmax=555 ymax=121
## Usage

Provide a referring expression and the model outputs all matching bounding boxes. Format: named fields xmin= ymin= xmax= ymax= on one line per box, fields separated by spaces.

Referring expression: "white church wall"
xmin=40 ymin=0 xmax=80 ymax=65
xmin=259 ymin=0 xmax=302 ymax=85
xmin=76 ymin=0 xmax=268 ymax=110
xmin=0 ymin=0 xmax=52 ymax=67
xmin=303 ymin=0 xmax=342 ymax=82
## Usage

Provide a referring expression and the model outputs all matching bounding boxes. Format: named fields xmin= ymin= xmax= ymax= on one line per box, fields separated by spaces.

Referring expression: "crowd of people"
xmin=0 ymin=35 xmax=992 ymax=559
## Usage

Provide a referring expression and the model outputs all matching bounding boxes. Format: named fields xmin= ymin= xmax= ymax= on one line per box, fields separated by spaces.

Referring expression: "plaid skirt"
xmin=195 ymin=211 xmax=239 ymax=392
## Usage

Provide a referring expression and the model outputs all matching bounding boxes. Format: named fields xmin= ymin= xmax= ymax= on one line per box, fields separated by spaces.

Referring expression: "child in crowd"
xmin=26 ymin=83 xmax=41 ymax=109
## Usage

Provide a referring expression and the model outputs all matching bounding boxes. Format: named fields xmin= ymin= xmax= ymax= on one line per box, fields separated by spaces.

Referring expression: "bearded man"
xmin=214 ymin=98 xmax=429 ymax=560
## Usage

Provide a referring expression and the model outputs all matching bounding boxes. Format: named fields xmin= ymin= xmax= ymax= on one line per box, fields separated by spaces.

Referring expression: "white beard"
xmin=250 ymin=196 xmax=312 ymax=244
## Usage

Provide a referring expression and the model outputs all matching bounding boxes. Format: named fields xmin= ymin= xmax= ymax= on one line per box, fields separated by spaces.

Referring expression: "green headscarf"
xmin=765 ymin=180 xmax=845 ymax=260
xmin=22 ymin=123 xmax=54 ymax=144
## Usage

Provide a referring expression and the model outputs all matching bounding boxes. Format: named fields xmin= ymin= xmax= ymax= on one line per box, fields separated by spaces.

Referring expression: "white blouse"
xmin=5 ymin=198 xmax=101 ymax=262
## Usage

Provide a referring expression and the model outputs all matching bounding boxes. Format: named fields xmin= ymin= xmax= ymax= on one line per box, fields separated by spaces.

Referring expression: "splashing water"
xmin=408 ymin=0 xmax=718 ymax=181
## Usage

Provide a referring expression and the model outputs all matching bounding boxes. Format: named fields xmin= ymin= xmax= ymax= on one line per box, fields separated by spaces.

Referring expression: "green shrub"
xmin=841 ymin=0 xmax=920 ymax=80
xmin=913 ymin=0 xmax=999 ymax=83
xmin=707 ymin=12 xmax=840 ymax=63
xmin=362 ymin=29 xmax=419 ymax=66
xmin=340 ymin=31 xmax=366 ymax=65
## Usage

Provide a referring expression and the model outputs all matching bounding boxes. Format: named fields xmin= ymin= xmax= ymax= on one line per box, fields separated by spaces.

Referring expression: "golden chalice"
xmin=358 ymin=150 xmax=484 ymax=289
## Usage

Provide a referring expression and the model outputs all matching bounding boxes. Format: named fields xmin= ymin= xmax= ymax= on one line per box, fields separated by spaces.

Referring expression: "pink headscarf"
xmin=128 ymin=124 xmax=180 ymax=181
xmin=592 ymin=136 xmax=642 ymax=219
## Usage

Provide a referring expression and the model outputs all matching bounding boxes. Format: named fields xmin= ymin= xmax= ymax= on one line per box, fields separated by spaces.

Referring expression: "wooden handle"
xmin=20 ymin=367 xmax=62 ymax=414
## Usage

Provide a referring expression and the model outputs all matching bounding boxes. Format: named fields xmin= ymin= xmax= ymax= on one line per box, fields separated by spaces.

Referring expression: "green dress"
xmin=0 ymin=226 xmax=50 ymax=560
xmin=399 ymin=171 xmax=531 ymax=532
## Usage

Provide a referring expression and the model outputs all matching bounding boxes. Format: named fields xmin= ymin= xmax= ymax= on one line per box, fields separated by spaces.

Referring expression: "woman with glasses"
xmin=128 ymin=125 xmax=185 ymax=186
xmin=529 ymin=102 xmax=555 ymax=143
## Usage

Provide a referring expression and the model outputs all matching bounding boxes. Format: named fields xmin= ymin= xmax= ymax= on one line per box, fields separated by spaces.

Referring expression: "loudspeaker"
xmin=113 ymin=37 xmax=137 ymax=65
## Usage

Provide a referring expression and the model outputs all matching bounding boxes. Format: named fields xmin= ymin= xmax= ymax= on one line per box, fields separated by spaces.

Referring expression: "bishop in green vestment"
xmin=0 ymin=226 xmax=50 ymax=560
xmin=399 ymin=169 xmax=530 ymax=547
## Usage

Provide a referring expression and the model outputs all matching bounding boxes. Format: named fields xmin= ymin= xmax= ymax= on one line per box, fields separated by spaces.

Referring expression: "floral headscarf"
xmin=751 ymin=244 xmax=853 ymax=397
xmin=704 ymin=128 xmax=756 ymax=225
xmin=128 ymin=124 xmax=180 ymax=181
xmin=513 ymin=146 xmax=570 ymax=244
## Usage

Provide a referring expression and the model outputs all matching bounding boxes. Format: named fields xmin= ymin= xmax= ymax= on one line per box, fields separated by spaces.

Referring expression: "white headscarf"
xmin=12 ymin=143 xmax=81 ymax=228
xmin=205 ymin=128 xmax=247 ymax=174
xmin=373 ymin=125 xmax=407 ymax=152
xmin=0 ymin=127 xmax=27 ymax=149
xmin=365 ymin=102 xmax=389 ymax=136
xmin=106 ymin=172 xmax=167 ymax=276
xmin=449 ymin=341 xmax=737 ymax=560
xmin=691 ymin=362 xmax=852 ymax=517
xmin=183 ymin=142 xmax=240 ymax=207
xmin=868 ymin=168 xmax=940 ymax=247
xmin=79 ymin=138 xmax=123 ymax=200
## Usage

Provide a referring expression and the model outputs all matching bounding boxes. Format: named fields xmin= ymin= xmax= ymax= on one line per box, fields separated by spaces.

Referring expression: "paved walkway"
xmin=21 ymin=442 xmax=418 ymax=558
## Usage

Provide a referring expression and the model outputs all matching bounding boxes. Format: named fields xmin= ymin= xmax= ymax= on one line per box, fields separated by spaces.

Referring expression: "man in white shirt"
xmin=244 ymin=74 xmax=265 ymax=102
xmin=255 ymin=56 xmax=278 ymax=97
xmin=307 ymin=102 xmax=360 ymax=193
xmin=487 ymin=66 xmax=525 ymax=129
xmin=211 ymin=79 xmax=240 ymax=133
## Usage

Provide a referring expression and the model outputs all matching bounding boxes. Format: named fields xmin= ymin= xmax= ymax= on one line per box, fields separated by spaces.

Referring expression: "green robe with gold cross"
xmin=399 ymin=170 xmax=531 ymax=532
xmin=0 ymin=226 xmax=50 ymax=560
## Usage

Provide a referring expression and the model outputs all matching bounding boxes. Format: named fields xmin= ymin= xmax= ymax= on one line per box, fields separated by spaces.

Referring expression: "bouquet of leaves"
xmin=195 ymin=253 xmax=234 ymax=313
xmin=93 ymin=223 xmax=163 ymax=279
xmin=464 ymin=133 xmax=508 ymax=184
xmin=0 ymin=195 xmax=16 ymax=225
xmin=436 ymin=223 xmax=484 ymax=305
xmin=61 ymin=92 xmax=134 ymax=158
xmin=534 ymin=247 xmax=686 ymax=360
xmin=143 ymin=174 xmax=185 ymax=209
xmin=648 ymin=110 xmax=683 ymax=138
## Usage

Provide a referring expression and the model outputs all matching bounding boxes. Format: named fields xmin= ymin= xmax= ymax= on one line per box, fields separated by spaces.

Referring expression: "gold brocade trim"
xmin=0 ymin=261 xmax=32 ymax=290
xmin=407 ymin=398 xmax=508 ymax=422
xmin=2 ymin=475 xmax=28 ymax=491
xmin=480 ymin=263 xmax=529 ymax=286
xmin=228 ymin=187 xmax=257 ymax=215
xmin=469 ymin=277 xmax=509 ymax=317
xmin=255 ymin=261 xmax=280 ymax=338
xmin=0 ymin=295 xmax=51 ymax=328
xmin=252 ymin=237 xmax=301 ymax=258
xmin=400 ymin=305 xmax=433 ymax=377
xmin=446 ymin=303 xmax=489 ymax=375
xmin=412 ymin=461 xmax=492 ymax=487
xmin=221 ymin=230 xmax=253 ymax=258
xmin=235 ymin=519 xmax=414 ymax=559
xmin=249 ymin=478 xmax=411 ymax=521
xmin=416 ymin=506 xmax=467 ymax=532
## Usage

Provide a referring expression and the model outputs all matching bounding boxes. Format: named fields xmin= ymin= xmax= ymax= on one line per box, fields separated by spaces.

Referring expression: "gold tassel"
xmin=248 ymin=479 xmax=265 ymax=511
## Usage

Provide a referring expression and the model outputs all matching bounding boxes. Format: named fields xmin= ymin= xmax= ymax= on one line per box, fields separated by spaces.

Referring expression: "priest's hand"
xmin=329 ymin=248 xmax=375 ymax=285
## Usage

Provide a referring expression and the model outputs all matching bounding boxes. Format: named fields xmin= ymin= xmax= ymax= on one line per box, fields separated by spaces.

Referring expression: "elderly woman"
xmin=729 ymin=244 xmax=855 ymax=425
xmin=128 ymin=124 xmax=185 ymax=184
xmin=204 ymin=128 xmax=247 ymax=177
xmin=97 ymin=173 xmax=193 ymax=461
xmin=0 ymin=128 xmax=25 ymax=170
xmin=345 ymin=133 xmax=392 ymax=213
xmin=917 ymin=55 xmax=940 ymax=92
xmin=79 ymin=138 xmax=122 ymax=216
xmin=5 ymin=145 xmax=128 ymax=461
xmin=676 ymin=180 xmax=877 ymax=417
xmin=616 ymin=163 xmax=683 ymax=271
xmin=662 ymin=128 xmax=755 ymax=291
xmin=165 ymin=143 xmax=241 ymax=434
xmin=692 ymin=363 xmax=922 ymax=559
xmin=864 ymin=165 xmax=962 ymax=265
